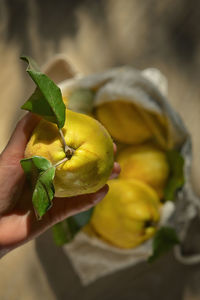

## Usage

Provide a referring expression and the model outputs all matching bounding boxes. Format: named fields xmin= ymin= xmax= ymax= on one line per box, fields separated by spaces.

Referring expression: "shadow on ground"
xmin=35 ymin=229 xmax=199 ymax=300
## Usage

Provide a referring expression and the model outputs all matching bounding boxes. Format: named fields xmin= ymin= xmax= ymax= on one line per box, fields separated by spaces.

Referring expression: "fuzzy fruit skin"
xmin=117 ymin=143 xmax=169 ymax=198
xmin=25 ymin=109 xmax=114 ymax=197
xmin=95 ymin=101 xmax=152 ymax=144
xmin=90 ymin=179 xmax=160 ymax=249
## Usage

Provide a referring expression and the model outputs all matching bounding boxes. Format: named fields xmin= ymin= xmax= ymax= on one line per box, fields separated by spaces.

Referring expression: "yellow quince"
xmin=95 ymin=100 xmax=169 ymax=149
xmin=117 ymin=143 xmax=169 ymax=198
xmin=25 ymin=109 xmax=114 ymax=197
xmin=90 ymin=179 xmax=161 ymax=249
xmin=95 ymin=101 xmax=152 ymax=144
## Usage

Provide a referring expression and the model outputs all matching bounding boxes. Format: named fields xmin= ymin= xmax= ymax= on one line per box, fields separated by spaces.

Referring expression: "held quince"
xmin=90 ymin=179 xmax=161 ymax=249
xmin=25 ymin=109 xmax=114 ymax=197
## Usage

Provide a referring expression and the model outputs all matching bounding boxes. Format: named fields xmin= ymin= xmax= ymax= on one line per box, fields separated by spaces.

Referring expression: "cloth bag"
xmin=44 ymin=56 xmax=200 ymax=285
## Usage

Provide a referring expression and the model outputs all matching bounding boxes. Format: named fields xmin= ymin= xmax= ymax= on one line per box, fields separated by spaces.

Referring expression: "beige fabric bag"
xmin=44 ymin=56 xmax=200 ymax=285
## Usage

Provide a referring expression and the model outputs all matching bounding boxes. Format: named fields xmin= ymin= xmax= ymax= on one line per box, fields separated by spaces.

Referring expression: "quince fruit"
xmin=25 ymin=109 xmax=114 ymax=197
xmin=95 ymin=100 xmax=169 ymax=149
xmin=95 ymin=101 xmax=152 ymax=144
xmin=117 ymin=144 xmax=169 ymax=198
xmin=90 ymin=179 xmax=160 ymax=249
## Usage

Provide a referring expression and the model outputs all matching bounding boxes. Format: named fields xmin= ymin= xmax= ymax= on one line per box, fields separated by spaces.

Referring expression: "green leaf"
xmin=52 ymin=208 xmax=94 ymax=245
xmin=21 ymin=156 xmax=52 ymax=186
xmin=164 ymin=150 xmax=185 ymax=201
xmin=21 ymin=55 xmax=40 ymax=72
xmin=52 ymin=221 xmax=69 ymax=246
xmin=21 ymin=56 xmax=66 ymax=128
xmin=148 ymin=227 xmax=180 ymax=263
xmin=21 ymin=156 xmax=52 ymax=174
xmin=52 ymin=218 xmax=79 ymax=245
xmin=68 ymin=88 xmax=95 ymax=114
xmin=32 ymin=167 xmax=55 ymax=219
xmin=20 ymin=156 xmax=55 ymax=219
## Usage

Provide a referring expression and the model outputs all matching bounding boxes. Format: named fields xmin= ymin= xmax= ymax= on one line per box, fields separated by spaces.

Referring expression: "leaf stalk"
xmin=59 ymin=128 xmax=74 ymax=157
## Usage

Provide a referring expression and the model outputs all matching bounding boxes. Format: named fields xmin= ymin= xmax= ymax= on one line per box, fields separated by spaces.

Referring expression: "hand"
xmin=0 ymin=113 xmax=120 ymax=257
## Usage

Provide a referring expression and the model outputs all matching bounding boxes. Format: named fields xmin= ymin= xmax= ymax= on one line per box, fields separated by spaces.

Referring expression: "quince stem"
xmin=59 ymin=128 xmax=74 ymax=157
xmin=54 ymin=157 xmax=69 ymax=168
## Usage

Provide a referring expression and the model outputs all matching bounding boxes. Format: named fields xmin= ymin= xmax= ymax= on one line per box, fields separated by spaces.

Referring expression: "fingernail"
xmin=114 ymin=162 xmax=121 ymax=173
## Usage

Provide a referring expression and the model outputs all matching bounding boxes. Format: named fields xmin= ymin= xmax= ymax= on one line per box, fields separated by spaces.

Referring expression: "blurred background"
xmin=0 ymin=0 xmax=200 ymax=299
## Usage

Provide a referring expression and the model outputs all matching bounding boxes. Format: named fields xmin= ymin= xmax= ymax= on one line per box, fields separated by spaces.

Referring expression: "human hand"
xmin=0 ymin=113 xmax=120 ymax=257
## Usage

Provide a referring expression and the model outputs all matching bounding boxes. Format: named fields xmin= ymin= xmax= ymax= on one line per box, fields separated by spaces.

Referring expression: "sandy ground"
xmin=0 ymin=1 xmax=200 ymax=299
